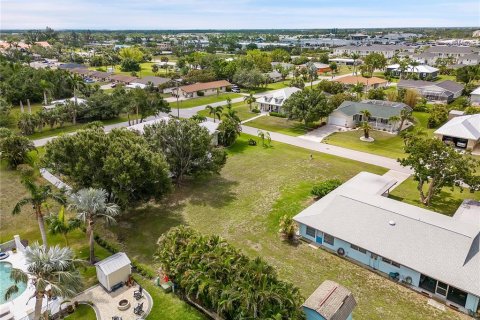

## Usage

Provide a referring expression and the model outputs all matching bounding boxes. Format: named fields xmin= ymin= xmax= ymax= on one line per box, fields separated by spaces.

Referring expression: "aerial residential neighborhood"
xmin=0 ymin=1 xmax=479 ymax=320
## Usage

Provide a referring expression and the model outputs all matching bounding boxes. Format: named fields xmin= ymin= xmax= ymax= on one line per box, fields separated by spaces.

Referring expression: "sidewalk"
xmin=241 ymin=125 xmax=412 ymax=174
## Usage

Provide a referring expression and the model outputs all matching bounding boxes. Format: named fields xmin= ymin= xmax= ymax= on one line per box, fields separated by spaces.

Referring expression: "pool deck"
xmin=73 ymin=283 xmax=153 ymax=320
xmin=0 ymin=250 xmax=62 ymax=320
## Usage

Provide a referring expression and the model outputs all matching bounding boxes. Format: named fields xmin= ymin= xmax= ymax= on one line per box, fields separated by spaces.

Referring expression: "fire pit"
xmin=118 ymin=299 xmax=130 ymax=311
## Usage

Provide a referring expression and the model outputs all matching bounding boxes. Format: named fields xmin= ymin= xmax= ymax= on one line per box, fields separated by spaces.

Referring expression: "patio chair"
xmin=112 ymin=317 xmax=122 ymax=320
xmin=133 ymin=286 xmax=143 ymax=300
xmin=133 ymin=302 xmax=144 ymax=315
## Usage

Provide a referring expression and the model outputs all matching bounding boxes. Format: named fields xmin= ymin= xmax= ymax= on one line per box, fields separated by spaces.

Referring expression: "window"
xmin=306 ymin=226 xmax=316 ymax=238
xmin=419 ymin=274 xmax=437 ymax=293
xmin=447 ymin=286 xmax=468 ymax=307
xmin=351 ymin=244 xmax=367 ymax=254
xmin=324 ymin=233 xmax=334 ymax=246
xmin=382 ymin=257 xmax=401 ymax=268
xmin=382 ymin=257 xmax=391 ymax=264
xmin=436 ymin=281 xmax=448 ymax=296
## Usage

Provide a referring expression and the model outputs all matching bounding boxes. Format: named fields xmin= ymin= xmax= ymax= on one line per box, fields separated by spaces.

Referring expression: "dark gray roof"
xmin=335 ymin=100 xmax=411 ymax=119
xmin=59 ymin=63 xmax=87 ymax=70
xmin=336 ymin=45 xmax=409 ymax=52
xmin=135 ymin=76 xmax=170 ymax=86
xmin=436 ymin=80 xmax=465 ymax=94
xmin=397 ymin=79 xmax=433 ymax=88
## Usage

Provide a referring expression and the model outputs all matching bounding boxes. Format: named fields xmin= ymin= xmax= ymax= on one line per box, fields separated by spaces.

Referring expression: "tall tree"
xmin=363 ymin=53 xmax=387 ymax=77
xmin=398 ymin=137 xmax=479 ymax=206
xmin=12 ymin=179 xmax=65 ymax=247
xmin=282 ymin=88 xmax=332 ymax=126
xmin=67 ymin=73 xmax=85 ymax=124
xmin=69 ymin=188 xmax=120 ymax=264
xmin=144 ymin=119 xmax=227 ymax=183
xmin=243 ymin=92 xmax=257 ymax=111
xmin=39 ymin=79 xmax=52 ymax=105
xmin=5 ymin=244 xmax=83 ymax=320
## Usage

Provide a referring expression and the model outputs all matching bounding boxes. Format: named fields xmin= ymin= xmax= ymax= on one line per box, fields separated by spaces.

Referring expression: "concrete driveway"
xmin=298 ymin=125 xmax=347 ymax=143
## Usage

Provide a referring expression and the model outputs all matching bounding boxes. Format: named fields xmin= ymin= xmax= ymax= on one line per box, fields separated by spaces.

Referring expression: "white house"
xmin=434 ymin=113 xmax=480 ymax=151
xmin=328 ymin=100 xmax=411 ymax=132
xmin=294 ymin=172 xmax=480 ymax=315
xmin=386 ymin=64 xmax=439 ymax=80
xmin=257 ymin=87 xmax=301 ymax=113
xmin=471 ymin=87 xmax=480 ymax=105
xmin=44 ymin=97 xmax=87 ymax=110
xmin=95 ymin=252 xmax=132 ymax=292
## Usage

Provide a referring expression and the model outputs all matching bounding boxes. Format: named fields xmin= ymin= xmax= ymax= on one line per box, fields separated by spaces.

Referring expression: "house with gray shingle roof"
xmin=303 ymin=280 xmax=357 ymax=320
xmin=398 ymin=79 xmax=465 ymax=102
xmin=327 ymin=100 xmax=411 ymax=132
xmin=294 ymin=172 xmax=480 ymax=315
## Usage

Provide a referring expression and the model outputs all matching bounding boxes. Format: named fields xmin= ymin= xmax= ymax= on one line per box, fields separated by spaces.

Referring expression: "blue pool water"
xmin=0 ymin=262 xmax=27 ymax=304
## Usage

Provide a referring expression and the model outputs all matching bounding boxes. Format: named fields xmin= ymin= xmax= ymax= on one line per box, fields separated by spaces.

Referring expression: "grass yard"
xmin=197 ymin=102 xmax=259 ymax=122
xmin=90 ymin=62 xmax=173 ymax=78
xmin=2 ymin=135 xmax=475 ymax=319
xmin=174 ymin=93 xmax=242 ymax=109
xmin=324 ymin=112 xmax=436 ymax=159
xmin=65 ymin=304 xmax=96 ymax=320
xmin=390 ymin=177 xmax=479 ymax=216
xmin=241 ymin=80 xmax=290 ymax=94
xmin=246 ymin=115 xmax=316 ymax=136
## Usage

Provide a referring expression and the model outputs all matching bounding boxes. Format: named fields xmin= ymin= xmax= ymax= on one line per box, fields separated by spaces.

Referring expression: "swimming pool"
xmin=0 ymin=262 xmax=27 ymax=304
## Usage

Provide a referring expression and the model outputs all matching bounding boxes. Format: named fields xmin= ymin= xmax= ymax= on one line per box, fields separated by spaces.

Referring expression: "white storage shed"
xmin=95 ymin=252 xmax=132 ymax=292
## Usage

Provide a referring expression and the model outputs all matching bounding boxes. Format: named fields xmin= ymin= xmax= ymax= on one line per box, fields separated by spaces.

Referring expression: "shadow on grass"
xmin=390 ymin=190 xmax=466 ymax=217
xmin=182 ymin=175 xmax=239 ymax=209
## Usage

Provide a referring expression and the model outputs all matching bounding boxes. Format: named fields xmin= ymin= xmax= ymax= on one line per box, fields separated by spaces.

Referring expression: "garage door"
xmin=328 ymin=116 xmax=346 ymax=126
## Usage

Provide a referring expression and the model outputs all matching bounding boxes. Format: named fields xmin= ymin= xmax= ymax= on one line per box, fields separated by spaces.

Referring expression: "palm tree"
xmin=45 ymin=206 xmax=81 ymax=246
xmin=243 ymin=92 xmax=256 ymax=111
xmin=361 ymin=121 xmax=372 ymax=139
xmin=5 ymin=244 xmax=83 ymax=320
xmin=398 ymin=108 xmax=414 ymax=132
xmin=13 ymin=179 xmax=65 ymax=247
xmin=214 ymin=106 xmax=224 ymax=122
xmin=67 ymin=73 xmax=85 ymax=124
xmin=225 ymin=104 xmax=240 ymax=123
xmin=400 ymin=126 xmax=427 ymax=146
xmin=360 ymin=109 xmax=371 ymax=123
xmin=39 ymin=80 xmax=52 ymax=106
xmin=279 ymin=215 xmax=297 ymax=242
xmin=351 ymin=53 xmax=360 ymax=75
xmin=388 ymin=115 xmax=400 ymax=132
xmin=205 ymin=105 xmax=215 ymax=122
xmin=68 ymin=188 xmax=120 ymax=264
xmin=351 ymin=83 xmax=364 ymax=99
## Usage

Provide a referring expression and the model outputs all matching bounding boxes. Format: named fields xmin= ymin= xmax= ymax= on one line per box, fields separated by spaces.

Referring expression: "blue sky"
xmin=1 ymin=0 xmax=479 ymax=29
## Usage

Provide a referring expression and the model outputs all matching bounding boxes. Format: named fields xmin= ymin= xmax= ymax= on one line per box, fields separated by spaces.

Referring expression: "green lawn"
xmin=324 ymin=112 xmax=436 ymax=159
xmin=135 ymin=277 xmax=205 ymax=320
xmin=240 ymin=80 xmax=290 ymax=94
xmin=246 ymin=115 xmax=316 ymax=136
xmin=65 ymin=304 xmax=96 ymax=320
xmin=390 ymin=177 xmax=478 ymax=216
xmin=174 ymin=93 xmax=242 ymax=109
xmin=90 ymin=62 xmax=173 ymax=78
xmin=2 ymin=135 xmax=474 ymax=319
xmin=197 ymin=102 xmax=259 ymax=122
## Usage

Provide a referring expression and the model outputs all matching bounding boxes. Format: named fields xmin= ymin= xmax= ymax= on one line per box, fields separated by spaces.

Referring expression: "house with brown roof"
xmin=334 ymin=75 xmax=388 ymax=90
xmin=109 ymin=74 xmax=138 ymax=84
xmin=173 ymin=80 xmax=232 ymax=98
xmin=89 ymin=71 xmax=113 ymax=81
xmin=303 ymin=280 xmax=357 ymax=320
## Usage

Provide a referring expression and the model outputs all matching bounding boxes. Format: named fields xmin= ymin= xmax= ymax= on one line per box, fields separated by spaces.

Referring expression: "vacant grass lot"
xmin=174 ymin=93 xmax=242 ymax=109
xmin=90 ymin=62 xmax=173 ymax=78
xmin=246 ymin=115 xmax=317 ymax=136
xmin=197 ymin=102 xmax=258 ymax=122
xmin=241 ymin=80 xmax=290 ymax=94
xmin=2 ymin=136 xmax=473 ymax=319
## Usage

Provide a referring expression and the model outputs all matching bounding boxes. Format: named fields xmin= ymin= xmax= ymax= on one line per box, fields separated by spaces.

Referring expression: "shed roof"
xmin=294 ymin=172 xmax=480 ymax=297
xmin=95 ymin=252 xmax=131 ymax=276
xmin=334 ymin=100 xmax=411 ymax=119
xmin=303 ymin=280 xmax=357 ymax=320
xmin=109 ymin=74 xmax=138 ymax=83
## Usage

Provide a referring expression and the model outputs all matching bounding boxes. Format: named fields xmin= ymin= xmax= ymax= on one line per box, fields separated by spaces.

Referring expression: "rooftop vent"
xmin=388 ymin=220 xmax=396 ymax=226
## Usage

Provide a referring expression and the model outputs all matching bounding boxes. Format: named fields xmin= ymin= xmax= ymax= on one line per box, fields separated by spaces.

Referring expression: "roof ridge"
xmin=337 ymin=193 xmax=476 ymax=238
